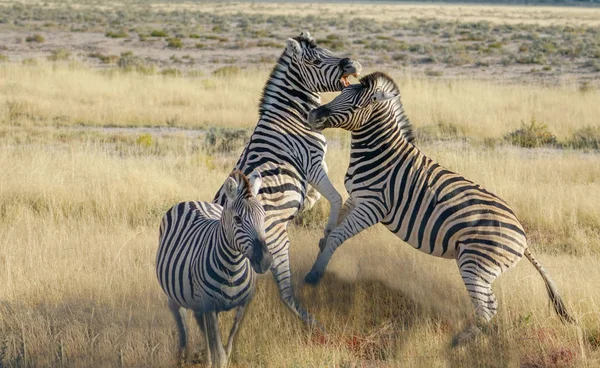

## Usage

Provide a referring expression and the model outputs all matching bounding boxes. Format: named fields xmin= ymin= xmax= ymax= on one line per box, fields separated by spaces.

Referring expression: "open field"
xmin=0 ymin=129 xmax=599 ymax=367
xmin=1 ymin=0 xmax=600 ymax=367
xmin=1 ymin=1 xmax=600 ymax=84
xmin=2 ymin=62 xmax=600 ymax=142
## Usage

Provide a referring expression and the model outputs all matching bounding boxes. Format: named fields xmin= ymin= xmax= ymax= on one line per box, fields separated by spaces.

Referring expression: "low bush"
xmin=568 ymin=126 xmax=600 ymax=150
xmin=504 ymin=119 xmax=557 ymax=148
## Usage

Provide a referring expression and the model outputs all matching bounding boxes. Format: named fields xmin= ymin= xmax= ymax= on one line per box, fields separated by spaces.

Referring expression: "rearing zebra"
xmin=156 ymin=169 xmax=272 ymax=367
xmin=305 ymin=72 xmax=575 ymax=344
xmin=214 ymin=32 xmax=362 ymax=327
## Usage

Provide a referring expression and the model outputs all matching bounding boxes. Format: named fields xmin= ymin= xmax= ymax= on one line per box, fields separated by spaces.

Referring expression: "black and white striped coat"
xmin=305 ymin=72 xmax=575 ymax=342
xmin=213 ymin=32 xmax=361 ymax=327
xmin=157 ymin=170 xmax=271 ymax=367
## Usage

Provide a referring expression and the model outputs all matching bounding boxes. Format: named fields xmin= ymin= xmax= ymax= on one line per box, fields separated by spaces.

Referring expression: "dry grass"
xmin=2 ymin=63 xmax=599 ymax=140
xmin=0 ymin=128 xmax=598 ymax=367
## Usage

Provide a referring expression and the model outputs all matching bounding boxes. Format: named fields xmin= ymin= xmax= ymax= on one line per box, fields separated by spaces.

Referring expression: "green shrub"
xmin=167 ymin=38 xmax=183 ymax=49
xmin=105 ymin=30 xmax=128 ymax=38
xmin=568 ymin=126 xmax=600 ymax=150
xmin=212 ymin=66 xmax=242 ymax=78
xmin=204 ymin=127 xmax=250 ymax=154
xmin=424 ymin=68 xmax=443 ymax=77
xmin=504 ymin=119 xmax=557 ymax=148
xmin=150 ymin=30 xmax=168 ymax=37
xmin=136 ymin=134 xmax=153 ymax=149
xmin=26 ymin=34 xmax=45 ymax=43
xmin=0 ymin=54 xmax=8 ymax=62
xmin=47 ymin=48 xmax=70 ymax=61
xmin=189 ymin=33 xmax=201 ymax=39
xmin=160 ymin=68 xmax=181 ymax=77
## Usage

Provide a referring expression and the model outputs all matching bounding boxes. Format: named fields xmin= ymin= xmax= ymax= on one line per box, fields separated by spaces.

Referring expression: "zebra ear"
xmin=299 ymin=31 xmax=313 ymax=41
xmin=286 ymin=38 xmax=302 ymax=58
xmin=373 ymin=91 xmax=398 ymax=103
xmin=247 ymin=170 xmax=262 ymax=197
xmin=224 ymin=177 xmax=239 ymax=201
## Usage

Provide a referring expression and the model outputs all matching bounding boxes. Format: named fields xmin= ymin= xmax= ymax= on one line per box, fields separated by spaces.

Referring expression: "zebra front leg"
xmin=193 ymin=310 xmax=211 ymax=364
xmin=225 ymin=302 xmax=248 ymax=360
xmin=309 ymin=171 xmax=342 ymax=240
xmin=305 ymin=202 xmax=384 ymax=285
xmin=168 ymin=299 xmax=188 ymax=363
xmin=318 ymin=197 xmax=355 ymax=253
xmin=270 ymin=238 xmax=324 ymax=330
xmin=205 ymin=311 xmax=227 ymax=368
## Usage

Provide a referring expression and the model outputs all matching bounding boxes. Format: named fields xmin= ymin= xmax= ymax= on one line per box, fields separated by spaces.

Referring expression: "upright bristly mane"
xmin=258 ymin=37 xmax=320 ymax=118
xmin=359 ymin=72 xmax=415 ymax=144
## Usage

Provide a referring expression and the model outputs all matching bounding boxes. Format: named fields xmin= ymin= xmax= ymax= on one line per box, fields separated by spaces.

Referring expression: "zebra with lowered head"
xmin=213 ymin=31 xmax=362 ymax=327
xmin=156 ymin=169 xmax=272 ymax=367
xmin=305 ymin=72 xmax=576 ymax=344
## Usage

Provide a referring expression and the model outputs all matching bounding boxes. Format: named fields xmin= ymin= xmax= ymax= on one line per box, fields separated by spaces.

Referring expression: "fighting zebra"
xmin=305 ymin=72 xmax=575 ymax=344
xmin=156 ymin=170 xmax=272 ymax=367
xmin=214 ymin=32 xmax=362 ymax=327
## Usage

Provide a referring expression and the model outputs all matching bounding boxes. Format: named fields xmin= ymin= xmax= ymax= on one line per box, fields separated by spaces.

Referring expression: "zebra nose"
xmin=307 ymin=109 xmax=319 ymax=125
xmin=340 ymin=59 xmax=362 ymax=76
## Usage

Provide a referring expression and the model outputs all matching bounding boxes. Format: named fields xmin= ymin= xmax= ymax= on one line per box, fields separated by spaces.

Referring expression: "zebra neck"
xmin=351 ymin=111 xmax=410 ymax=153
xmin=214 ymin=225 xmax=246 ymax=267
xmin=258 ymin=54 xmax=321 ymax=126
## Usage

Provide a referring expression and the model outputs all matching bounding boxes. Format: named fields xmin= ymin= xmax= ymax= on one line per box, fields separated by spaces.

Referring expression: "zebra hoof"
xmin=304 ymin=269 xmax=323 ymax=285
xmin=451 ymin=324 xmax=481 ymax=347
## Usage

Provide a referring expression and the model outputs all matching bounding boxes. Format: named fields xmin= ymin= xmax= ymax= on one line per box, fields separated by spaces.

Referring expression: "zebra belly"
xmin=383 ymin=223 xmax=459 ymax=260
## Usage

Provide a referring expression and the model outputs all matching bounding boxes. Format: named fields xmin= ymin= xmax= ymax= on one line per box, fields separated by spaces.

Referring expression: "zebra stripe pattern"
xmin=213 ymin=32 xmax=362 ymax=327
xmin=156 ymin=170 xmax=271 ymax=366
xmin=305 ymin=72 xmax=575 ymax=343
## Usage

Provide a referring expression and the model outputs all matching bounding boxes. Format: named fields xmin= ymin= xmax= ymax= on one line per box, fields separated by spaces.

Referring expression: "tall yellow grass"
xmin=1 ymin=63 xmax=599 ymax=140
xmin=0 ymin=130 xmax=598 ymax=366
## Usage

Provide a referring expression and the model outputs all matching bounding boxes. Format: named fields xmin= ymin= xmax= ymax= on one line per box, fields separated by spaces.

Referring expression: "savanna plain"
xmin=1 ymin=1 xmax=600 ymax=367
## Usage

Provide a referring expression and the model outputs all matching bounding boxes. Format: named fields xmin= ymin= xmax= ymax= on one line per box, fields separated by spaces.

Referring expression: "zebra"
xmin=304 ymin=71 xmax=576 ymax=344
xmin=156 ymin=169 xmax=272 ymax=367
xmin=213 ymin=32 xmax=362 ymax=327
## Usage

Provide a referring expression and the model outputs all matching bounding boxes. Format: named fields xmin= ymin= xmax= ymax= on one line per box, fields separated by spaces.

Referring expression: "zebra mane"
xmin=229 ymin=170 xmax=253 ymax=199
xmin=292 ymin=34 xmax=317 ymax=48
xmin=258 ymin=35 xmax=320 ymax=117
xmin=359 ymin=72 xmax=416 ymax=144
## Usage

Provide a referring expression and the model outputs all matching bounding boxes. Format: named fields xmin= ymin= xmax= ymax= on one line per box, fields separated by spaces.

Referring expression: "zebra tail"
xmin=524 ymin=248 xmax=577 ymax=324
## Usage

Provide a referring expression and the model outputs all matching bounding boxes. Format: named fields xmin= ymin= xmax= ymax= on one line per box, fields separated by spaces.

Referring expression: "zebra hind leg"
xmin=453 ymin=258 xmax=499 ymax=347
xmin=168 ymin=299 xmax=188 ymax=363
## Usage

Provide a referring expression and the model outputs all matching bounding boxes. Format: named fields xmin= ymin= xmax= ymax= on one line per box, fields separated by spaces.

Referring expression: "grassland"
xmin=1 ymin=0 xmax=600 ymax=367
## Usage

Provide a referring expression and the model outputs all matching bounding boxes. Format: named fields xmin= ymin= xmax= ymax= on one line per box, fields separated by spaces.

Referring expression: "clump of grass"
xmin=135 ymin=133 xmax=153 ymax=149
xmin=0 ymin=54 xmax=8 ymax=62
xmin=150 ymin=30 xmax=168 ymax=37
xmin=88 ymin=52 xmax=118 ymax=64
xmin=293 ymin=199 xmax=328 ymax=229
xmin=26 ymin=34 xmax=45 ymax=43
xmin=212 ymin=66 xmax=242 ymax=78
xmin=424 ymin=68 xmax=443 ymax=77
xmin=568 ymin=126 xmax=600 ymax=150
xmin=160 ymin=68 xmax=181 ymax=77
xmin=47 ymin=48 xmax=70 ymax=61
xmin=105 ymin=30 xmax=128 ymax=38
xmin=166 ymin=38 xmax=183 ymax=49
xmin=504 ymin=119 xmax=557 ymax=148
xmin=204 ymin=127 xmax=250 ymax=154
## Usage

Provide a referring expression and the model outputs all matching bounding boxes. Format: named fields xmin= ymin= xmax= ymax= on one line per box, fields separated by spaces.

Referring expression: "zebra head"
xmin=285 ymin=31 xmax=362 ymax=92
xmin=222 ymin=170 xmax=272 ymax=274
xmin=307 ymin=72 xmax=401 ymax=132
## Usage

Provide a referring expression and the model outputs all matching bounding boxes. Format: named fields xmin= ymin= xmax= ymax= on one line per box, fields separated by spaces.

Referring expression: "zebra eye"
xmin=233 ymin=215 xmax=243 ymax=226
